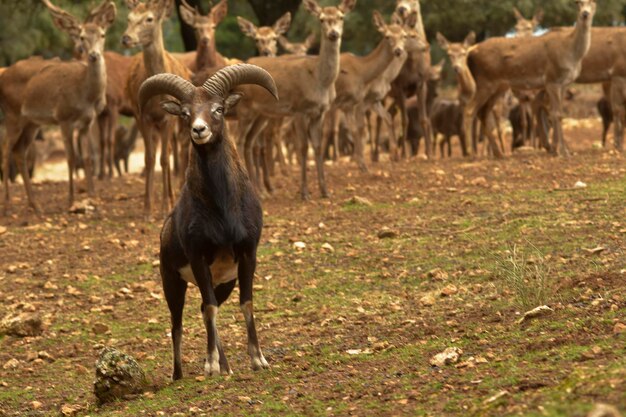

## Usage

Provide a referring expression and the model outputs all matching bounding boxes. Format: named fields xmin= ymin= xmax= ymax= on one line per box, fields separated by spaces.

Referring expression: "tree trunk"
xmin=247 ymin=0 xmax=302 ymax=26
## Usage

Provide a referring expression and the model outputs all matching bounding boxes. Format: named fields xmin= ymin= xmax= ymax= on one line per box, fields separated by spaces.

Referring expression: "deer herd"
xmin=0 ymin=0 xmax=620 ymax=219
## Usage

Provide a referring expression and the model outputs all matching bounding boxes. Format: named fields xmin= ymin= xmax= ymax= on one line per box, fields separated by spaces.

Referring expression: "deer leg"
xmin=347 ymin=107 xmax=367 ymax=172
xmin=140 ymin=121 xmax=156 ymax=218
xmin=78 ymin=121 xmax=96 ymax=198
xmin=238 ymin=249 xmax=268 ymax=372
xmin=97 ymin=110 xmax=108 ymax=181
xmin=159 ymin=124 xmax=174 ymax=215
xmin=161 ymin=263 xmax=187 ymax=381
xmin=309 ymin=115 xmax=329 ymax=198
xmin=13 ymin=124 xmax=41 ymax=215
xmin=262 ymin=133 xmax=273 ymax=194
xmin=295 ymin=116 xmax=310 ymax=200
xmin=545 ymin=85 xmax=567 ymax=156
xmin=107 ymin=108 xmax=119 ymax=179
xmin=177 ymin=121 xmax=190 ymax=188
xmin=611 ymin=79 xmax=625 ymax=152
xmin=60 ymin=123 xmax=77 ymax=207
xmin=417 ymin=82 xmax=433 ymax=160
xmin=2 ymin=119 xmax=22 ymax=215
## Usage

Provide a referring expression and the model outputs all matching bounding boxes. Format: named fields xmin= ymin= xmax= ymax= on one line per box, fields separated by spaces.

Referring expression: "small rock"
xmin=31 ymin=401 xmax=43 ymax=410
xmin=440 ymin=284 xmax=458 ymax=297
xmin=430 ymin=347 xmax=462 ymax=367
xmin=0 ymin=226 xmax=7 ymax=235
xmin=427 ymin=268 xmax=448 ymax=280
xmin=3 ymin=358 xmax=20 ymax=370
xmin=420 ymin=294 xmax=436 ymax=307
xmin=94 ymin=347 xmax=146 ymax=404
xmin=60 ymin=404 xmax=82 ymax=416
xmin=343 ymin=196 xmax=373 ymax=207
xmin=517 ymin=305 xmax=554 ymax=324
xmin=321 ymin=243 xmax=335 ymax=253
xmin=471 ymin=176 xmax=488 ymax=187
xmin=587 ymin=403 xmax=623 ymax=417
xmin=377 ymin=228 xmax=398 ymax=239
xmin=292 ymin=241 xmax=306 ymax=251
xmin=0 ymin=313 xmax=43 ymax=337
xmin=613 ymin=323 xmax=626 ymax=335
xmin=574 ymin=181 xmax=588 ymax=189
xmin=92 ymin=323 xmax=110 ymax=335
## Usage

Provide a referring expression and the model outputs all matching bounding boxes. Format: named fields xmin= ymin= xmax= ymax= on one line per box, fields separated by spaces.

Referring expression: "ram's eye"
xmin=181 ymin=111 xmax=190 ymax=119
xmin=214 ymin=107 xmax=224 ymax=115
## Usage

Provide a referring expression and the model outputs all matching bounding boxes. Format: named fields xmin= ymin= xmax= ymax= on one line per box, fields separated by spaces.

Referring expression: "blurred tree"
xmin=247 ymin=0 xmax=302 ymax=26
xmin=174 ymin=0 xmax=202 ymax=52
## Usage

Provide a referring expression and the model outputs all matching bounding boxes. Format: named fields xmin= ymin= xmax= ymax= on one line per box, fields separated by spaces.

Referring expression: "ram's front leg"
xmin=238 ymin=249 xmax=269 ymax=371
xmin=191 ymin=256 xmax=224 ymax=377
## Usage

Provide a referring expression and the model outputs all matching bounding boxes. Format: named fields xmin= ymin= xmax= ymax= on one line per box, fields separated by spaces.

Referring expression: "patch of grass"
xmin=494 ymin=243 xmax=555 ymax=310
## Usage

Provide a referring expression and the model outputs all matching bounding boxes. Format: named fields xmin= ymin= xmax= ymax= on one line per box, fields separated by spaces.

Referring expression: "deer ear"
xmin=533 ymin=8 xmax=544 ymax=24
xmin=161 ymin=100 xmax=183 ymax=116
xmin=90 ymin=1 xmax=117 ymax=30
xmin=512 ymin=7 xmax=524 ymax=21
xmin=211 ymin=0 xmax=228 ymax=25
xmin=43 ymin=0 xmax=82 ymax=39
xmin=464 ymin=31 xmax=476 ymax=47
xmin=125 ymin=0 xmax=140 ymax=9
xmin=225 ymin=93 xmax=243 ymax=111
xmin=273 ymin=12 xmax=292 ymax=36
xmin=405 ymin=11 xmax=418 ymax=28
xmin=278 ymin=35 xmax=294 ymax=52
xmin=304 ymin=33 xmax=316 ymax=49
xmin=338 ymin=0 xmax=356 ymax=14
xmin=237 ymin=16 xmax=257 ymax=38
xmin=179 ymin=0 xmax=196 ymax=27
xmin=436 ymin=32 xmax=449 ymax=50
xmin=372 ymin=11 xmax=386 ymax=33
xmin=302 ymin=0 xmax=322 ymax=17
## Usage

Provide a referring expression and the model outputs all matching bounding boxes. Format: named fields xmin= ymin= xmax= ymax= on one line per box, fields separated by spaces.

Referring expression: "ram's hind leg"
xmin=238 ymin=250 xmax=269 ymax=371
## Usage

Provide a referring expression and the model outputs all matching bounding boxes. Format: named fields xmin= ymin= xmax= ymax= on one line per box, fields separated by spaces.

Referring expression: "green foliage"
xmin=0 ymin=0 xmax=625 ymax=67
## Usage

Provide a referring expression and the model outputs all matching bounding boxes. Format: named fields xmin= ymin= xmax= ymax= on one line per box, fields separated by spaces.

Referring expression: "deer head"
xmin=395 ymin=0 xmax=420 ymax=22
xmin=437 ymin=31 xmax=475 ymax=74
xmin=302 ymin=0 xmax=356 ymax=43
xmin=179 ymin=0 xmax=227 ymax=47
xmin=576 ymin=0 xmax=596 ymax=26
xmin=237 ymin=12 xmax=292 ymax=57
xmin=373 ymin=11 xmax=408 ymax=59
xmin=122 ymin=0 xmax=173 ymax=48
xmin=429 ymin=59 xmax=445 ymax=82
xmin=278 ymin=33 xmax=315 ymax=56
xmin=139 ymin=64 xmax=278 ymax=146
xmin=43 ymin=0 xmax=117 ymax=61
xmin=513 ymin=7 xmax=543 ymax=37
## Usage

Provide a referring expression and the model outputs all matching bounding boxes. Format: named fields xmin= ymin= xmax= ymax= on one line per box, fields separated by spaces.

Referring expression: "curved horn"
xmin=202 ymin=63 xmax=278 ymax=101
xmin=138 ymin=73 xmax=196 ymax=114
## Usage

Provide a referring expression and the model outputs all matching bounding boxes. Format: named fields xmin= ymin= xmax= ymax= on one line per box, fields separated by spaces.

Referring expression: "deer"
xmin=174 ymin=0 xmax=228 ymax=73
xmin=388 ymin=0 xmax=434 ymax=160
xmin=42 ymin=0 xmax=135 ymax=181
xmin=464 ymin=0 xmax=596 ymax=158
xmin=1 ymin=1 xmax=116 ymax=215
xmin=234 ymin=0 xmax=356 ymax=200
xmin=122 ymin=0 xmax=192 ymax=218
xmin=138 ymin=64 xmax=278 ymax=379
xmin=330 ymin=11 xmax=411 ymax=172
xmin=513 ymin=7 xmax=543 ymax=38
xmin=237 ymin=12 xmax=292 ymax=58
xmin=279 ymin=33 xmax=316 ymax=56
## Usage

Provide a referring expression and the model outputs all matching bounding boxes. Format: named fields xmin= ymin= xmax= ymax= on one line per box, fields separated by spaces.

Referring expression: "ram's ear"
xmin=225 ymin=93 xmax=243 ymax=112
xmin=161 ymin=100 xmax=183 ymax=116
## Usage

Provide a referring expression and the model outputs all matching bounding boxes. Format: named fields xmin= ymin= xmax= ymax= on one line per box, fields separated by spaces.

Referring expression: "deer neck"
xmin=196 ymin=37 xmax=219 ymax=70
xmin=317 ymin=34 xmax=341 ymax=88
xmin=360 ymin=40 xmax=395 ymax=85
xmin=570 ymin=18 xmax=592 ymax=62
xmin=85 ymin=53 xmax=107 ymax=103
xmin=456 ymin=66 xmax=476 ymax=106
xmin=143 ymin=26 xmax=167 ymax=75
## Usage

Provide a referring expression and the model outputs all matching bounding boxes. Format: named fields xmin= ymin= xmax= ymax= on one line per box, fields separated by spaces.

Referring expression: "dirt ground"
xmin=0 ymin=120 xmax=624 ymax=417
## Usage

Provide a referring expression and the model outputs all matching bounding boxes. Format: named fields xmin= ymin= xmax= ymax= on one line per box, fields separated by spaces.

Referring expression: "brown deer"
xmin=389 ymin=0 xmax=434 ymax=159
xmin=1 ymin=1 xmax=116 ymax=215
xmin=174 ymin=0 xmax=228 ymax=73
xmin=122 ymin=0 xmax=191 ymax=217
xmin=513 ymin=7 xmax=544 ymax=38
xmin=235 ymin=0 xmax=356 ymax=200
xmin=464 ymin=0 xmax=596 ymax=157
xmin=279 ymin=33 xmax=316 ymax=56
xmin=237 ymin=12 xmax=292 ymax=58
xmin=331 ymin=11 xmax=411 ymax=171
xmin=43 ymin=0 xmax=135 ymax=180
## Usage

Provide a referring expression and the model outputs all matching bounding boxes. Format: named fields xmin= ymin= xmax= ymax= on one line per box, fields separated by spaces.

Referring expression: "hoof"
xmin=204 ymin=358 xmax=221 ymax=377
xmin=251 ymin=356 xmax=269 ymax=371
